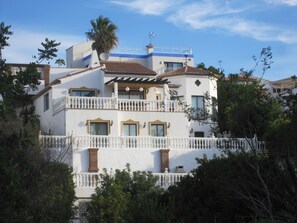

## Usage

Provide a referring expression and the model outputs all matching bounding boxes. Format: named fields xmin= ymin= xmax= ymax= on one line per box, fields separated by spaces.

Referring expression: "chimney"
xmin=146 ymin=44 xmax=154 ymax=54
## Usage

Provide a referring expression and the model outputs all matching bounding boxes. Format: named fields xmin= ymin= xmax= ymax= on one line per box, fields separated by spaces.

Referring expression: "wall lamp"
xmin=110 ymin=120 xmax=113 ymax=126
xmin=167 ymin=122 xmax=171 ymax=128
xmin=143 ymin=122 xmax=146 ymax=128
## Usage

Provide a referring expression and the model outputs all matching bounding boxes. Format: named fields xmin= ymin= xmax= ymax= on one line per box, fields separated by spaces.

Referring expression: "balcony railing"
xmin=118 ymin=99 xmax=182 ymax=112
xmin=73 ymin=172 xmax=188 ymax=189
xmin=67 ymin=96 xmax=115 ymax=110
xmin=40 ymin=135 xmax=265 ymax=151
xmin=53 ymin=96 xmax=183 ymax=113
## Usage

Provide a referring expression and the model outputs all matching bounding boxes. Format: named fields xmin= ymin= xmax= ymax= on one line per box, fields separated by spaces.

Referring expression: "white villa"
xmin=10 ymin=42 xmax=265 ymax=220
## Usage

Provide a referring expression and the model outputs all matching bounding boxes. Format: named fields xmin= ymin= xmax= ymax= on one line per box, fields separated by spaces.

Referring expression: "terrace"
xmin=40 ymin=134 xmax=264 ymax=197
xmin=40 ymin=134 xmax=265 ymax=151
xmin=53 ymin=95 xmax=183 ymax=114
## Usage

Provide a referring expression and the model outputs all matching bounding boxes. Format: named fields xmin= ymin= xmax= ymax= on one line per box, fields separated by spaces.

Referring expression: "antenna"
xmin=184 ymin=54 xmax=190 ymax=66
xmin=149 ymin=32 xmax=156 ymax=44
xmin=99 ymin=53 xmax=110 ymax=61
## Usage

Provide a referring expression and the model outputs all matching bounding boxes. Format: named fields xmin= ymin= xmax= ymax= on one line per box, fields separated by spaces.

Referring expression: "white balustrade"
xmin=118 ymin=99 xmax=182 ymax=112
xmin=154 ymin=172 xmax=188 ymax=188
xmin=67 ymin=96 xmax=115 ymax=110
xmin=40 ymin=135 xmax=265 ymax=151
xmin=73 ymin=172 xmax=188 ymax=189
xmin=74 ymin=172 xmax=102 ymax=188
xmin=53 ymin=96 xmax=183 ymax=112
xmin=40 ymin=135 xmax=72 ymax=149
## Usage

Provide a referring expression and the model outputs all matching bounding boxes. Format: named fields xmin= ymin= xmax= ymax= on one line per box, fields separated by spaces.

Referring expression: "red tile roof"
xmin=101 ymin=61 xmax=156 ymax=76
xmin=224 ymin=74 xmax=258 ymax=82
xmin=157 ymin=65 xmax=210 ymax=80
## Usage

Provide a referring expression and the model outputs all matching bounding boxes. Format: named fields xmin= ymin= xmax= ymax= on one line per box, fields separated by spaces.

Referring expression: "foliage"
xmin=84 ymin=165 xmax=167 ymax=223
xmin=0 ymin=24 xmax=61 ymax=120
xmin=216 ymin=47 xmax=282 ymax=138
xmin=0 ymin=22 xmax=13 ymax=54
xmin=35 ymin=38 xmax=61 ymax=64
xmin=166 ymin=152 xmax=297 ymax=223
xmin=55 ymin=58 xmax=65 ymax=67
xmin=86 ymin=16 xmax=119 ymax=59
xmin=217 ymin=77 xmax=277 ymax=138
xmin=0 ymin=60 xmax=41 ymax=120
xmin=265 ymin=91 xmax=297 ymax=155
xmin=0 ymin=23 xmax=75 ymax=222
xmin=0 ymin=121 xmax=76 ymax=223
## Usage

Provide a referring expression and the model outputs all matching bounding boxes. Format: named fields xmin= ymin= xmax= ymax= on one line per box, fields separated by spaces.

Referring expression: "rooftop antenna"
xmin=182 ymin=49 xmax=191 ymax=66
xmin=149 ymin=32 xmax=156 ymax=45
xmin=183 ymin=54 xmax=191 ymax=66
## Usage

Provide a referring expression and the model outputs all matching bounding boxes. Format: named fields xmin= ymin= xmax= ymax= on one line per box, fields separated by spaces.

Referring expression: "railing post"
xmin=39 ymin=130 xmax=42 ymax=146
xmin=164 ymin=168 xmax=169 ymax=189
xmin=65 ymin=91 xmax=69 ymax=109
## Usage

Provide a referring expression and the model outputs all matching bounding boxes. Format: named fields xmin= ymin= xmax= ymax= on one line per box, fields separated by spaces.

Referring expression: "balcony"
xmin=53 ymin=96 xmax=183 ymax=114
xmin=74 ymin=171 xmax=187 ymax=190
xmin=40 ymin=134 xmax=265 ymax=151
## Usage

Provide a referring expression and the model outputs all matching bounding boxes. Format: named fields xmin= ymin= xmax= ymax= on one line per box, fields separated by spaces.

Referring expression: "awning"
xmin=105 ymin=77 xmax=170 ymax=88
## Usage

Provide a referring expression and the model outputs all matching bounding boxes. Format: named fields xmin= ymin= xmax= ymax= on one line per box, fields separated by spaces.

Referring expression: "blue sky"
xmin=1 ymin=0 xmax=297 ymax=80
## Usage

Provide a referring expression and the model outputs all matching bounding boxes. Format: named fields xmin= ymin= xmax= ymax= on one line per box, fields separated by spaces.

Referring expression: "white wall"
xmin=150 ymin=55 xmax=195 ymax=74
xmin=73 ymin=147 xmax=224 ymax=173
xmin=66 ymin=109 xmax=119 ymax=136
xmin=49 ymin=67 xmax=82 ymax=83
xmin=34 ymin=89 xmax=54 ymax=134
xmin=119 ymin=111 xmax=188 ymax=137
xmin=66 ymin=41 xmax=93 ymax=68
xmin=51 ymin=68 xmax=104 ymax=100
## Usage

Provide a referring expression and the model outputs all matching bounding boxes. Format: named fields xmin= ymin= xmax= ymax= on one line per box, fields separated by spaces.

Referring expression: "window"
xmin=118 ymin=90 xmax=144 ymax=99
xmin=89 ymin=122 xmax=108 ymax=135
xmin=151 ymin=124 xmax=165 ymax=137
xmin=164 ymin=62 xmax=183 ymax=72
xmin=123 ymin=124 xmax=137 ymax=136
xmin=44 ymin=93 xmax=49 ymax=111
xmin=149 ymin=121 xmax=167 ymax=149
xmin=70 ymin=88 xmax=97 ymax=97
xmin=88 ymin=118 xmax=110 ymax=135
xmin=191 ymin=96 xmax=205 ymax=120
xmin=88 ymin=119 xmax=110 ymax=148
xmin=194 ymin=131 xmax=204 ymax=137
xmin=122 ymin=122 xmax=138 ymax=148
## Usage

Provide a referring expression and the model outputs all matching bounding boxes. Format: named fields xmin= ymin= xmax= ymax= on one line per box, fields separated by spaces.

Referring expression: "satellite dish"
xmin=99 ymin=53 xmax=110 ymax=61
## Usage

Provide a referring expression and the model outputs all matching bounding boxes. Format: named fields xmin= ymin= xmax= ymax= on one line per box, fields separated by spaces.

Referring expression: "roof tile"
xmin=101 ymin=61 xmax=156 ymax=76
xmin=157 ymin=65 xmax=209 ymax=80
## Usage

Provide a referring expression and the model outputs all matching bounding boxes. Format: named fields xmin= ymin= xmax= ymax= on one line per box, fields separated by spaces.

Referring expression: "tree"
xmin=84 ymin=165 xmax=167 ymax=223
xmin=0 ymin=121 xmax=76 ymax=223
xmin=0 ymin=22 xmax=13 ymax=60
xmin=0 ymin=24 xmax=76 ymax=222
xmin=86 ymin=16 xmax=119 ymax=59
xmin=35 ymin=38 xmax=61 ymax=64
xmin=216 ymin=47 xmax=280 ymax=139
xmin=165 ymin=152 xmax=297 ymax=223
xmin=0 ymin=25 xmax=62 ymax=119
xmin=55 ymin=58 xmax=65 ymax=67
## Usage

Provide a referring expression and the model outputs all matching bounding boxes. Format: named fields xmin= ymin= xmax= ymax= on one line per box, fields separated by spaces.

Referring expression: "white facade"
xmin=66 ymin=41 xmax=194 ymax=74
xmin=32 ymin=42 xmax=232 ymax=201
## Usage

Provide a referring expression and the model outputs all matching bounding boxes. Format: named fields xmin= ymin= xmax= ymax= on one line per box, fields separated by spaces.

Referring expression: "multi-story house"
xmin=28 ymin=42 xmax=262 ymax=217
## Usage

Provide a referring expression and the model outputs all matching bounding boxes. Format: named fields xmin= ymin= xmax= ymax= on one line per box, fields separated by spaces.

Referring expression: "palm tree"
xmin=86 ymin=16 xmax=119 ymax=60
